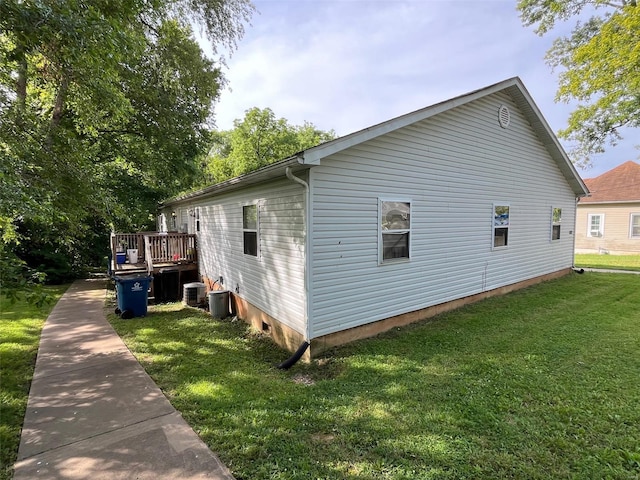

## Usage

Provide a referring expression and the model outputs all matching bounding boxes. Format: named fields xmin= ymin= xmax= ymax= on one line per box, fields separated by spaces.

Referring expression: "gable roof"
xmin=581 ymin=161 xmax=640 ymax=203
xmin=164 ymin=77 xmax=588 ymax=206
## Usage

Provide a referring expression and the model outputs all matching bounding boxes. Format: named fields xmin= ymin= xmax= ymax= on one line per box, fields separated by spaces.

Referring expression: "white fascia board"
xmin=299 ymin=94 xmax=483 ymax=166
xmin=504 ymin=82 xmax=589 ymax=197
xmin=578 ymin=200 xmax=640 ymax=205
xmin=161 ymin=156 xmax=304 ymax=207
xmin=300 ymin=77 xmax=589 ymax=198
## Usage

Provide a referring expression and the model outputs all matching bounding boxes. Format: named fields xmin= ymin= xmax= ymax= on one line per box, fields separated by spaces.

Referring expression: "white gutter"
xmin=285 ymin=165 xmax=311 ymax=342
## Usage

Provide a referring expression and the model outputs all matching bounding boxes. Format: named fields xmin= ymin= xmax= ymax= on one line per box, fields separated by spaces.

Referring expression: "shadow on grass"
xmin=110 ymin=273 xmax=640 ymax=479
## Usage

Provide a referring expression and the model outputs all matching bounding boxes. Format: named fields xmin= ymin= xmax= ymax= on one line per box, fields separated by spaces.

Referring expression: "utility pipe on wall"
xmin=283 ymin=166 xmax=311 ymax=367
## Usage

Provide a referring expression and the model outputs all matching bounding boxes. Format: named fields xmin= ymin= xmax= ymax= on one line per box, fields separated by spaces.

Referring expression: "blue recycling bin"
xmin=115 ymin=275 xmax=152 ymax=318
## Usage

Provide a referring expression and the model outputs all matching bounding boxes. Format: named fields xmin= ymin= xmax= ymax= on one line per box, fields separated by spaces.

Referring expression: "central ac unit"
xmin=183 ymin=282 xmax=206 ymax=306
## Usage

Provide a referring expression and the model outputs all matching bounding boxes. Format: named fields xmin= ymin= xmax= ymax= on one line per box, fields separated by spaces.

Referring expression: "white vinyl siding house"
xmin=165 ymin=179 xmax=307 ymax=335
xmin=308 ymin=90 xmax=581 ymax=338
xmin=161 ymin=77 xmax=588 ymax=358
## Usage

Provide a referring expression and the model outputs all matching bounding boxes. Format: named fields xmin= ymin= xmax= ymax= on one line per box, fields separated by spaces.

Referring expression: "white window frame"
xmin=630 ymin=213 xmax=640 ymax=239
xmin=378 ymin=198 xmax=412 ymax=265
xmin=551 ymin=207 xmax=562 ymax=241
xmin=195 ymin=207 xmax=201 ymax=233
xmin=492 ymin=203 xmax=510 ymax=250
xmin=242 ymin=203 xmax=260 ymax=258
xmin=587 ymin=213 xmax=604 ymax=238
xmin=157 ymin=213 xmax=167 ymax=233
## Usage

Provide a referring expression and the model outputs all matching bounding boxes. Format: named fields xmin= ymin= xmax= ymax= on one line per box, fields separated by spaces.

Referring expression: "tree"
xmin=204 ymin=107 xmax=336 ymax=184
xmin=518 ymin=1 xmax=639 ymax=167
xmin=0 ymin=0 xmax=253 ymax=296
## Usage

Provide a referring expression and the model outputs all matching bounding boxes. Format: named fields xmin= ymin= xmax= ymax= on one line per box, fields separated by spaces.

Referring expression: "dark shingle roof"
xmin=581 ymin=161 xmax=640 ymax=203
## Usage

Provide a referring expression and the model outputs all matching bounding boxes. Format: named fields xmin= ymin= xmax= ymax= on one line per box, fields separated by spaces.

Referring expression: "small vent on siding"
xmin=498 ymin=105 xmax=511 ymax=128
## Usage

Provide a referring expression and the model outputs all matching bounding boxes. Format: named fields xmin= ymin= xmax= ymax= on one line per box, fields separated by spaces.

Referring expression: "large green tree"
xmin=0 ymin=0 xmax=253 ymax=292
xmin=204 ymin=107 xmax=336 ymax=184
xmin=519 ymin=0 xmax=639 ymax=167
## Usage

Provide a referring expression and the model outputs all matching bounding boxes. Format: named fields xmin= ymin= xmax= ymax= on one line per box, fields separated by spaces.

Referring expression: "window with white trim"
xmin=379 ymin=199 xmax=411 ymax=263
xmin=157 ymin=214 xmax=167 ymax=233
xmin=195 ymin=207 xmax=201 ymax=233
xmin=630 ymin=214 xmax=640 ymax=238
xmin=493 ymin=204 xmax=510 ymax=248
xmin=587 ymin=213 xmax=604 ymax=237
xmin=551 ymin=207 xmax=562 ymax=241
xmin=243 ymin=204 xmax=258 ymax=256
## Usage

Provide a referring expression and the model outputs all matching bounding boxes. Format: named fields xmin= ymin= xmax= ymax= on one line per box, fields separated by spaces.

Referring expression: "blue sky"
xmin=207 ymin=0 xmax=638 ymax=179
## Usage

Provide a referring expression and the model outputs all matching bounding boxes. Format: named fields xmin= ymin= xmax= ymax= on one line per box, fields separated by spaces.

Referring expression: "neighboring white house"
xmin=576 ymin=161 xmax=640 ymax=254
xmin=160 ymin=77 xmax=589 ymax=359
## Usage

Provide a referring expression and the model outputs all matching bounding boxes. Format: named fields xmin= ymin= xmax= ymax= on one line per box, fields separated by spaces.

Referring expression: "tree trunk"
xmin=51 ymin=74 xmax=70 ymax=128
xmin=15 ymin=45 xmax=27 ymax=112
xmin=45 ymin=73 xmax=70 ymax=148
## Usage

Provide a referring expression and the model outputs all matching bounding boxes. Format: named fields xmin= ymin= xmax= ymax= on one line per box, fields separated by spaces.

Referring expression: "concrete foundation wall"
xmin=208 ymin=269 xmax=572 ymax=361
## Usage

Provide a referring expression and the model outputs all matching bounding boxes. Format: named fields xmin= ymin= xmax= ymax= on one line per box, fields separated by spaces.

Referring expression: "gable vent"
xmin=498 ymin=105 xmax=511 ymax=128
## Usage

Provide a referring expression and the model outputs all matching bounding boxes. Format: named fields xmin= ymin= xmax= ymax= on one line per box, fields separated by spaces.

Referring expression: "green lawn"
xmin=110 ymin=273 xmax=640 ymax=479
xmin=0 ymin=285 xmax=68 ymax=480
xmin=575 ymin=253 xmax=640 ymax=271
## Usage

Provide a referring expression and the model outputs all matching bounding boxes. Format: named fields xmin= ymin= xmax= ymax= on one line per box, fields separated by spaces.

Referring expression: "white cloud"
xmin=209 ymin=0 xmax=637 ymax=177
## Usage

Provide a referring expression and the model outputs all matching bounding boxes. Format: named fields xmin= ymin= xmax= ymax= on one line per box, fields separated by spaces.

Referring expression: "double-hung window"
xmin=630 ymin=214 xmax=640 ymax=238
xmin=551 ymin=207 xmax=562 ymax=241
xmin=379 ymin=199 xmax=411 ymax=263
xmin=157 ymin=214 xmax=167 ymax=233
xmin=195 ymin=207 xmax=201 ymax=233
xmin=587 ymin=214 xmax=604 ymax=237
xmin=243 ymin=204 xmax=258 ymax=257
xmin=493 ymin=204 xmax=510 ymax=248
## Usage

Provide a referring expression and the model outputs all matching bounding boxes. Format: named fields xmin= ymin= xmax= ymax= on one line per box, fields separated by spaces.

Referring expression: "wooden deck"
xmin=110 ymin=232 xmax=197 ymax=274
xmin=110 ymin=232 xmax=199 ymax=300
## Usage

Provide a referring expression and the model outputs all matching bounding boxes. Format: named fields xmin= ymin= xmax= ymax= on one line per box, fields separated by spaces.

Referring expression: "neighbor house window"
xmin=551 ymin=207 xmax=562 ymax=241
xmin=493 ymin=204 xmax=510 ymax=248
xmin=588 ymin=213 xmax=604 ymax=237
xmin=380 ymin=199 xmax=411 ymax=263
xmin=157 ymin=214 xmax=167 ymax=233
xmin=630 ymin=214 xmax=640 ymax=238
xmin=243 ymin=204 xmax=258 ymax=256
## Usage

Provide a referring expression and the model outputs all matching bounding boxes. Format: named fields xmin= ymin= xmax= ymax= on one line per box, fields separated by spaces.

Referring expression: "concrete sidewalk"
xmin=14 ymin=279 xmax=234 ymax=480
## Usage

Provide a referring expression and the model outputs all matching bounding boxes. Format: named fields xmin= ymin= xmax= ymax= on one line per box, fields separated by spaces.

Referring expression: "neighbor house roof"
xmin=580 ymin=161 xmax=640 ymax=204
xmin=163 ymin=76 xmax=589 ymax=207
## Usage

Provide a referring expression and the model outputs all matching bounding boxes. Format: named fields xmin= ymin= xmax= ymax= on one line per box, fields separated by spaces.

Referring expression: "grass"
xmin=110 ymin=273 xmax=640 ymax=479
xmin=0 ymin=285 xmax=68 ymax=480
xmin=575 ymin=253 xmax=640 ymax=271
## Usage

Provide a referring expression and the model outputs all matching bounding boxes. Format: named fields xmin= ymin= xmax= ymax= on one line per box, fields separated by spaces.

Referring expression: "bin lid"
xmin=208 ymin=290 xmax=229 ymax=295
xmin=184 ymin=282 xmax=205 ymax=288
xmin=115 ymin=274 xmax=152 ymax=283
xmin=159 ymin=268 xmax=179 ymax=273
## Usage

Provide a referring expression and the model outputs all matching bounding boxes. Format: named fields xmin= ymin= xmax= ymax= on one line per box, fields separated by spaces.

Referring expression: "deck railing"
xmin=111 ymin=232 xmax=155 ymax=263
xmin=111 ymin=232 xmax=197 ymax=272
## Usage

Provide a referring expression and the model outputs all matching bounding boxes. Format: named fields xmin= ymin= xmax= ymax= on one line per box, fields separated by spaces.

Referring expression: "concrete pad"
xmin=19 ymin=356 xmax=174 ymax=459
xmin=14 ymin=412 xmax=234 ymax=480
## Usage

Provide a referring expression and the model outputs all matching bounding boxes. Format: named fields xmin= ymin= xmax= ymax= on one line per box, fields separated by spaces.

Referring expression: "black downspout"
xmin=277 ymin=342 xmax=310 ymax=370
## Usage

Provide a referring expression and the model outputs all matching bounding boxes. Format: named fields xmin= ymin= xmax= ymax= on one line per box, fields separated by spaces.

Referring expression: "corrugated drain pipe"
xmin=277 ymin=341 xmax=310 ymax=370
